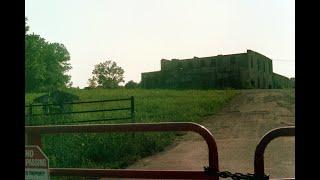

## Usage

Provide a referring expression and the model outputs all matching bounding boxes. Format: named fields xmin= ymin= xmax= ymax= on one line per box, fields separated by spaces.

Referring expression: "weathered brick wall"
xmin=290 ymin=78 xmax=295 ymax=88
xmin=141 ymin=50 xmax=292 ymax=89
xmin=272 ymin=73 xmax=291 ymax=89
xmin=247 ymin=50 xmax=274 ymax=89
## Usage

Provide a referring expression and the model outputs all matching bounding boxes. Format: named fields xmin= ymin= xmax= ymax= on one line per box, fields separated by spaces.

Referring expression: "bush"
xmin=125 ymin=80 xmax=139 ymax=89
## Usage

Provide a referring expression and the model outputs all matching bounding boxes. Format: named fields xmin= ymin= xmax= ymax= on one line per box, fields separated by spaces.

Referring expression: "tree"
xmin=88 ymin=60 xmax=124 ymax=88
xmin=25 ymin=34 xmax=47 ymax=91
xmin=125 ymin=80 xmax=139 ymax=89
xmin=67 ymin=81 xmax=73 ymax=88
xmin=25 ymin=18 xmax=72 ymax=92
xmin=25 ymin=17 xmax=29 ymax=34
xmin=87 ymin=76 xmax=97 ymax=88
xmin=41 ymin=42 xmax=72 ymax=91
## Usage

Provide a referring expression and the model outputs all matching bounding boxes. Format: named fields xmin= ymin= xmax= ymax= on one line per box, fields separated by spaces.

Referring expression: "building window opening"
xmin=200 ymin=60 xmax=205 ymax=67
xmin=269 ymin=62 xmax=272 ymax=73
xmin=211 ymin=60 xmax=216 ymax=67
xmin=251 ymin=58 xmax=253 ymax=68
xmin=177 ymin=63 xmax=183 ymax=70
xmin=251 ymin=80 xmax=255 ymax=87
xmin=231 ymin=57 xmax=235 ymax=65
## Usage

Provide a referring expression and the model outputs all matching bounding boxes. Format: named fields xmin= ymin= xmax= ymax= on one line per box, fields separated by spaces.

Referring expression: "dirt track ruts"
xmin=109 ymin=89 xmax=295 ymax=179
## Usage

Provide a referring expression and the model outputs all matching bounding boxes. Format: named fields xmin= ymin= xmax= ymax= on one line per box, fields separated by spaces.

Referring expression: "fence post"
xmin=28 ymin=105 xmax=33 ymax=125
xmin=26 ymin=132 xmax=42 ymax=148
xmin=131 ymin=96 xmax=135 ymax=138
xmin=131 ymin=96 xmax=135 ymax=123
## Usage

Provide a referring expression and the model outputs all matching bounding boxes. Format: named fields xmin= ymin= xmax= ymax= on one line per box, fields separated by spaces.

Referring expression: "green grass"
xmin=25 ymin=88 xmax=237 ymax=172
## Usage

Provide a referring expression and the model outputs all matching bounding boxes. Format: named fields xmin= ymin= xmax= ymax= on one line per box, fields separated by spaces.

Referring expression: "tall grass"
xmin=25 ymin=89 xmax=237 ymax=171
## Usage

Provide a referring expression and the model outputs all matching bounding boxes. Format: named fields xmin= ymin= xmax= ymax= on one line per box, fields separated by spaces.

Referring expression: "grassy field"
xmin=25 ymin=88 xmax=237 ymax=172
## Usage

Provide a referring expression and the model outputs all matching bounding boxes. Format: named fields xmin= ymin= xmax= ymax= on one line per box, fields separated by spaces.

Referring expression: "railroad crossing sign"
xmin=25 ymin=145 xmax=50 ymax=180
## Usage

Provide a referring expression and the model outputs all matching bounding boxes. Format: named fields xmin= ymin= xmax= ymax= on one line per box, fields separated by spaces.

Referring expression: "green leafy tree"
xmin=125 ymin=80 xmax=139 ymax=89
xmin=25 ymin=17 xmax=29 ymax=34
xmin=88 ymin=60 xmax=124 ymax=88
xmin=87 ymin=76 xmax=97 ymax=88
xmin=25 ymin=18 xmax=72 ymax=92
xmin=67 ymin=81 xmax=73 ymax=88
xmin=42 ymin=42 xmax=72 ymax=91
xmin=25 ymin=34 xmax=47 ymax=91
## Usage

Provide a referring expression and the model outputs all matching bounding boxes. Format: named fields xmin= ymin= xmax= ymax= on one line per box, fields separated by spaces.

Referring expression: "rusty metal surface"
xmin=26 ymin=122 xmax=219 ymax=179
xmin=254 ymin=126 xmax=295 ymax=179
xmin=50 ymin=168 xmax=208 ymax=179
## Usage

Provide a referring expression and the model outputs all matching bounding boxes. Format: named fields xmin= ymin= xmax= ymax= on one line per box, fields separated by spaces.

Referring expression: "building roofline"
xmin=166 ymin=52 xmax=248 ymax=62
xmin=247 ymin=49 xmax=272 ymax=61
xmin=273 ymin=73 xmax=290 ymax=79
xmin=161 ymin=49 xmax=274 ymax=62
xmin=141 ymin=70 xmax=161 ymax=74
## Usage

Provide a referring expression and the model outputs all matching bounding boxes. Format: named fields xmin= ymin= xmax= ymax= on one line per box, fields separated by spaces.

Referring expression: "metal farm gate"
xmin=25 ymin=123 xmax=295 ymax=180
xmin=25 ymin=96 xmax=135 ymax=125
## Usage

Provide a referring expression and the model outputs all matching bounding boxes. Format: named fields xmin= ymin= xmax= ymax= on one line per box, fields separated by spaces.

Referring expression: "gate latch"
xmin=204 ymin=166 xmax=269 ymax=180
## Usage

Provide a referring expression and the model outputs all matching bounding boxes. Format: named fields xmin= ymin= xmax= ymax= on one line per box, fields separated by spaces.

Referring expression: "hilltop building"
xmin=141 ymin=50 xmax=293 ymax=89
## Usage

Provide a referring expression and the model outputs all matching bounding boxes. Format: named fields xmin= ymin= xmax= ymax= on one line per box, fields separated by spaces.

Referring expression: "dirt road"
xmin=105 ymin=89 xmax=294 ymax=179
xmin=124 ymin=89 xmax=295 ymax=179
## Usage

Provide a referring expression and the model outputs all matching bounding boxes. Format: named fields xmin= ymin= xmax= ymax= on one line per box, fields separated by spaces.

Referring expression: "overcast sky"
xmin=26 ymin=0 xmax=295 ymax=88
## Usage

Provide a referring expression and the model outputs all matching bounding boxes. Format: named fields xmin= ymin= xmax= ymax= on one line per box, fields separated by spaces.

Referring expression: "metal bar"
xmin=27 ymin=106 xmax=33 ymax=123
xmin=26 ymin=122 xmax=219 ymax=179
xmin=60 ymin=117 xmax=132 ymax=124
xmin=26 ymin=107 xmax=132 ymax=117
xmin=25 ymin=98 xmax=131 ymax=107
xmin=50 ymin=168 xmax=208 ymax=179
xmin=254 ymin=126 xmax=295 ymax=179
xmin=27 ymin=117 xmax=132 ymax=126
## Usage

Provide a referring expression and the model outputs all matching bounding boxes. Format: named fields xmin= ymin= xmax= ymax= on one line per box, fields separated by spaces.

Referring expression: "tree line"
xmin=25 ymin=17 xmax=139 ymax=92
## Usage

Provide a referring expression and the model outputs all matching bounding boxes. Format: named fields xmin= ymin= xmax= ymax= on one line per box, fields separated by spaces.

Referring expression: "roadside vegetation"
xmin=25 ymin=88 xmax=237 ymax=169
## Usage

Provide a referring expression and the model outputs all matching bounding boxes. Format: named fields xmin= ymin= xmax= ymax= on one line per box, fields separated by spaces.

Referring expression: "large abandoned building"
xmin=141 ymin=50 xmax=293 ymax=89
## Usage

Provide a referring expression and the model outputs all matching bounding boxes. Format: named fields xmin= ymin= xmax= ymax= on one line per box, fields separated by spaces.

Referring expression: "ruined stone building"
xmin=141 ymin=50 xmax=293 ymax=89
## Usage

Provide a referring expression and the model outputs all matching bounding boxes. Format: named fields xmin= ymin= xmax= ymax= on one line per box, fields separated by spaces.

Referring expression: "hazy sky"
xmin=26 ymin=0 xmax=295 ymax=88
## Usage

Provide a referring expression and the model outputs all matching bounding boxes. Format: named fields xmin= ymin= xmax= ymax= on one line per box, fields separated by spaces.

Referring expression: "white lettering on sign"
xmin=25 ymin=159 xmax=47 ymax=167
xmin=25 ymin=146 xmax=49 ymax=180
xmin=25 ymin=168 xmax=50 ymax=180
xmin=25 ymin=149 xmax=34 ymax=158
